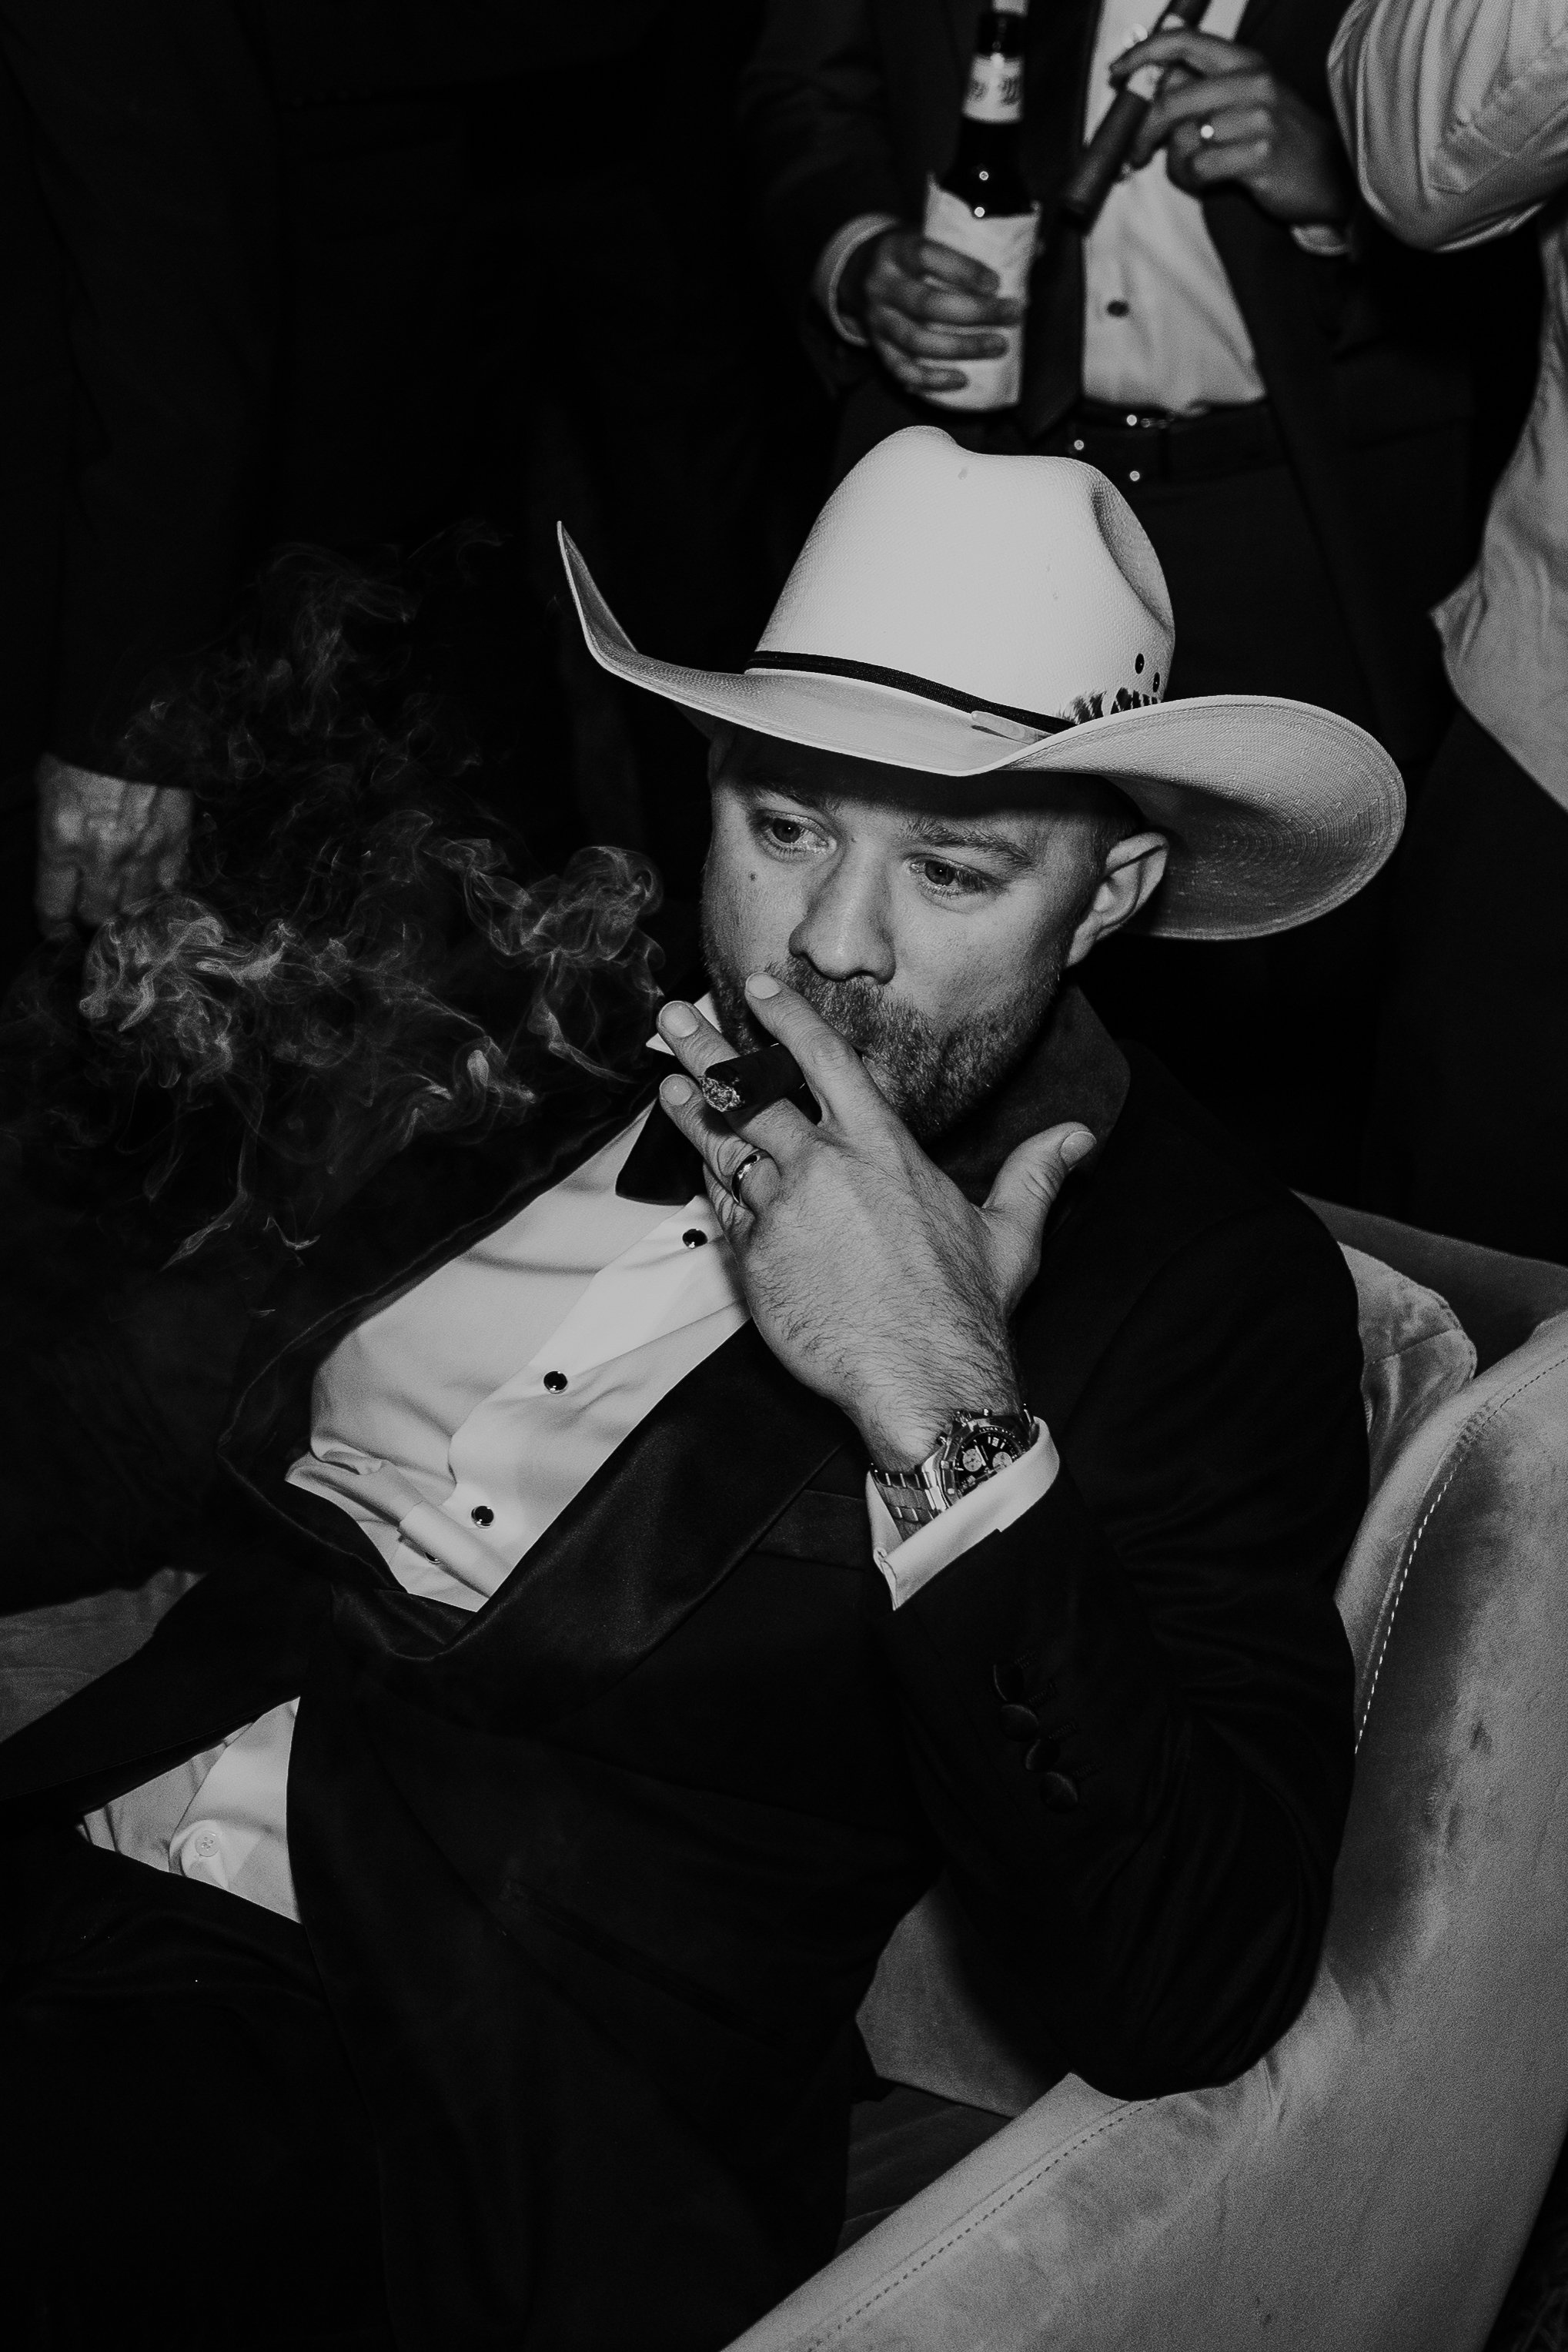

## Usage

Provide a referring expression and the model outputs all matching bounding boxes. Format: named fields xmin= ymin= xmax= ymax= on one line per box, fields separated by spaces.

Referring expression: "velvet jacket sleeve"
xmin=738 ymin=0 xmax=914 ymax=340
xmin=877 ymin=1199 xmax=1366 ymax=2099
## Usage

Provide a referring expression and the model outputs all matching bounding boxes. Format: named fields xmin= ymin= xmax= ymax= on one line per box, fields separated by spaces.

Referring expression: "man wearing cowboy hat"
xmin=0 ymin=430 xmax=1392 ymax=2350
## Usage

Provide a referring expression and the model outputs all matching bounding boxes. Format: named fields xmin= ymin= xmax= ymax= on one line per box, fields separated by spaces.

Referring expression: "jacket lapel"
xmin=326 ymin=1319 xmax=853 ymax=1737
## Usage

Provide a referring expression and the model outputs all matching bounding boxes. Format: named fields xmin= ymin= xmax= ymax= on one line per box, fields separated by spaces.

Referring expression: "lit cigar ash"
xmin=699 ymin=1042 xmax=819 ymax=1120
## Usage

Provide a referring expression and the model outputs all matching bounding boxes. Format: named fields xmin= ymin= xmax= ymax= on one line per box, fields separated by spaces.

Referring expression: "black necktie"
xmin=1017 ymin=0 xmax=1102 ymax=441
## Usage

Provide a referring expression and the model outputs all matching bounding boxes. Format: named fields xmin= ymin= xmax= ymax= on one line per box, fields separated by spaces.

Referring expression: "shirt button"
xmin=470 ymin=1504 xmax=494 ymax=1526
xmin=1106 ymin=297 xmax=1129 ymax=316
xmin=189 ymin=1828 xmax=220 ymax=1860
xmin=543 ymin=1370 xmax=568 ymax=1392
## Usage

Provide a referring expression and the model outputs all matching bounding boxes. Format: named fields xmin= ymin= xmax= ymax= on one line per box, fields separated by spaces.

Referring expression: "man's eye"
xmin=916 ymin=858 xmax=989 ymax=896
xmin=759 ymin=816 xmax=814 ymax=849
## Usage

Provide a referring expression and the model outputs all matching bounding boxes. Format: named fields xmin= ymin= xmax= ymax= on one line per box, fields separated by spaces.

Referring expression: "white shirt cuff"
xmin=866 ymin=1418 xmax=1059 ymax=1609
xmin=811 ymin=211 xmax=902 ymax=345
xmin=1291 ymin=219 xmax=1355 ymax=258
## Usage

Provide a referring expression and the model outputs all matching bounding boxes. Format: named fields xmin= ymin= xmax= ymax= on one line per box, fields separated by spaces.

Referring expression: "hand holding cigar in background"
xmin=1107 ymin=23 xmax=1353 ymax=226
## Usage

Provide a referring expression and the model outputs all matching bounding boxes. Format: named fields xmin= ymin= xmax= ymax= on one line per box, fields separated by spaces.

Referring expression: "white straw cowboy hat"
xmin=559 ymin=425 xmax=1403 ymax=941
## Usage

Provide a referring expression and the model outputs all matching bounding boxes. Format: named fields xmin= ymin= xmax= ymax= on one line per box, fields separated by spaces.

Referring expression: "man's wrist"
xmin=869 ymin=1400 xmax=1037 ymax=1537
xmin=863 ymin=1368 xmax=1026 ymax=1473
xmin=812 ymin=212 xmax=901 ymax=344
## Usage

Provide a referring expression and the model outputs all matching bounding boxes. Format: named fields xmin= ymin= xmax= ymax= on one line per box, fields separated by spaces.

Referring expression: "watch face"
xmin=939 ymin=1414 xmax=1030 ymax=1503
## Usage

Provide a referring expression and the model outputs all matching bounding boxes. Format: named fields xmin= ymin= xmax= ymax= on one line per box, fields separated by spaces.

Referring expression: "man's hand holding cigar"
xmin=656 ymin=978 xmax=1095 ymax=1471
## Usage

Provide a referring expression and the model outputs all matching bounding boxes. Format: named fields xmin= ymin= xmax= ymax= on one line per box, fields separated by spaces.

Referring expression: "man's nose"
xmin=787 ymin=853 xmax=895 ymax=985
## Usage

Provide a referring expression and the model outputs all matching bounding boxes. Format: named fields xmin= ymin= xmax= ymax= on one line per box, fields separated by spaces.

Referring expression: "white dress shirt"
xmin=814 ymin=0 xmax=1358 ymax=416
xmin=83 ymin=1009 xmax=1058 ymax=1921
xmin=1330 ymin=0 xmax=1568 ymax=812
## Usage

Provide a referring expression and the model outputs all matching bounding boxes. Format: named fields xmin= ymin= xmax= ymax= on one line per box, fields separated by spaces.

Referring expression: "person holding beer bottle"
xmin=740 ymin=0 xmax=1485 ymax=1201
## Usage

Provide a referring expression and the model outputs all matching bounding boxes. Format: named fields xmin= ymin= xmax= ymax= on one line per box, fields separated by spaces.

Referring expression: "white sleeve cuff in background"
xmin=866 ymin=1417 xmax=1059 ymax=1608
xmin=811 ymin=211 xmax=902 ymax=344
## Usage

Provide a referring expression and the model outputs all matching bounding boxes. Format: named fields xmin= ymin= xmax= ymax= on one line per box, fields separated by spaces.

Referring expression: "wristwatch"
xmin=871 ymin=1407 xmax=1036 ymax=1535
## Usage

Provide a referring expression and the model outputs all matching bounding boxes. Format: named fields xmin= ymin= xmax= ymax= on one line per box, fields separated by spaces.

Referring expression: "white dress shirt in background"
xmin=1330 ymin=0 xmax=1568 ymax=813
xmin=83 ymin=1008 xmax=1058 ymax=1922
xmin=814 ymin=0 xmax=1266 ymax=414
xmin=1080 ymin=0 xmax=1265 ymax=410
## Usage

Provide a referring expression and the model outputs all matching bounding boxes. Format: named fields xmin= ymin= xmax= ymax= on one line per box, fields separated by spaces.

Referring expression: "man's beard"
xmin=701 ymin=909 xmax=1066 ymax=1143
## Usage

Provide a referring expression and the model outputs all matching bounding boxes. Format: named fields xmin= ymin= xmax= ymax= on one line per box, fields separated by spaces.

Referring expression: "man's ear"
xmin=1063 ymin=831 xmax=1169 ymax=967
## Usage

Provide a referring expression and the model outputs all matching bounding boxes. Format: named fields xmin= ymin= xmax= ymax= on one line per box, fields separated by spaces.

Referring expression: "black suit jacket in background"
xmin=739 ymin=0 xmax=1479 ymax=772
xmin=0 ymin=990 xmax=1367 ymax=2350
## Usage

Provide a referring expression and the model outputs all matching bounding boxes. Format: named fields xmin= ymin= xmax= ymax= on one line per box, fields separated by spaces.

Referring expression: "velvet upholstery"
xmin=733 ymin=1233 xmax=1568 ymax=2351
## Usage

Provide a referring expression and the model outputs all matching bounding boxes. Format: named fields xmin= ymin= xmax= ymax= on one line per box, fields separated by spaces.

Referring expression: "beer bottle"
xmin=921 ymin=0 xmax=1038 ymax=412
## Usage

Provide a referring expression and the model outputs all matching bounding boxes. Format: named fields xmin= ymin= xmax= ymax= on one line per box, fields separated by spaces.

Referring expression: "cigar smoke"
xmin=2 ymin=547 xmax=662 ymax=1259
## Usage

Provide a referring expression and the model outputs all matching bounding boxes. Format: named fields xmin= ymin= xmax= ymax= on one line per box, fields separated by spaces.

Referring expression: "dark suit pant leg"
xmin=0 ymin=1829 xmax=393 ymax=2351
xmin=1362 ymin=707 xmax=1568 ymax=1262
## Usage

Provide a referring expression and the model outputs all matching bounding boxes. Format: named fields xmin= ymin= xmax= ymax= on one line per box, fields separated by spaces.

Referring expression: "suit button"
xmin=998 ymin=1703 xmax=1039 ymax=1741
xmin=992 ymin=1661 xmax=1028 ymax=1701
xmin=1021 ymin=1738 xmax=1059 ymax=1774
xmin=1038 ymin=1771 xmax=1080 ymax=1812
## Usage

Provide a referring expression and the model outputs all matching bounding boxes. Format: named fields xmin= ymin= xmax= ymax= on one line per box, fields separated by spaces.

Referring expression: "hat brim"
xmin=560 ymin=529 xmax=1404 ymax=942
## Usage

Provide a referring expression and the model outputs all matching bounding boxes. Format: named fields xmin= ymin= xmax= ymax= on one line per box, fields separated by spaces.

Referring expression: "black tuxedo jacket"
xmin=0 ymin=991 xmax=1366 ymax=2351
xmin=739 ymin=0 xmax=1476 ymax=770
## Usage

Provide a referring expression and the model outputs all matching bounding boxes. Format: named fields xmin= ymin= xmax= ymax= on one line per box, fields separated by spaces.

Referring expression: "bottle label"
xmin=920 ymin=177 xmax=1039 ymax=412
xmin=964 ymin=52 xmax=1024 ymax=122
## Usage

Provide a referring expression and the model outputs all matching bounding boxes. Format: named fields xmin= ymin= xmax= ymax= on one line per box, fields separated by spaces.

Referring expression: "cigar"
xmin=1058 ymin=0 xmax=1211 ymax=231
xmin=699 ymin=1042 xmax=819 ymax=1122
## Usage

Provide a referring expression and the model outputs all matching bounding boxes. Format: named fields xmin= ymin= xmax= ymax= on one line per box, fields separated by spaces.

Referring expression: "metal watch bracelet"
xmin=871 ymin=1408 xmax=1035 ymax=1533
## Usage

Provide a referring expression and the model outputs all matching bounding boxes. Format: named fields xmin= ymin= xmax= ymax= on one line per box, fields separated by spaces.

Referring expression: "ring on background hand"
xmin=728 ymin=1149 xmax=769 ymax=1208
xmin=1198 ymin=119 xmax=1216 ymax=140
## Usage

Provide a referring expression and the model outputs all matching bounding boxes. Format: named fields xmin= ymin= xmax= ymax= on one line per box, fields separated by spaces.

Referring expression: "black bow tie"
xmin=614 ymin=1065 xmax=707 ymax=1206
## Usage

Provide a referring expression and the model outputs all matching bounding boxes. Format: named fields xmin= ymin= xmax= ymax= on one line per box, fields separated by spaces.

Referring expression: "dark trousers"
xmin=1362 ymin=707 xmax=1568 ymax=1263
xmin=0 ymin=1829 xmax=393 ymax=2350
xmin=0 ymin=1828 xmax=1002 ymax=2347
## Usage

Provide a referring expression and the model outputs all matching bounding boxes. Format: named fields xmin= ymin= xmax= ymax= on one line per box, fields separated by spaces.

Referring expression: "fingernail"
xmin=1062 ymin=1129 xmax=1097 ymax=1166
xmin=660 ymin=1002 xmax=698 ymax=1035
xmin=745 ymin=973 xmax=781 ymax=999
xmin=661 ymin=1075 xmax=694 ymax=1104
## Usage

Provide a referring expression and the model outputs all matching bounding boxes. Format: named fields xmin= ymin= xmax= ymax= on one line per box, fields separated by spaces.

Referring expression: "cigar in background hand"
xmin=1058 ymin=0 xmax=1212 ymax=231
xmin=699 ymin=1042 xmax=820 ymax=1122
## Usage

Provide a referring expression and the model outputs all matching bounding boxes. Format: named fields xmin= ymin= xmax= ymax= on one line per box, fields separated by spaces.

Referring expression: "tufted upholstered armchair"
xmin=4 ymin=1206 xmax=1567 ymax=2352
xmin=732 ymin=1203 xmax=1568 ymax=2352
